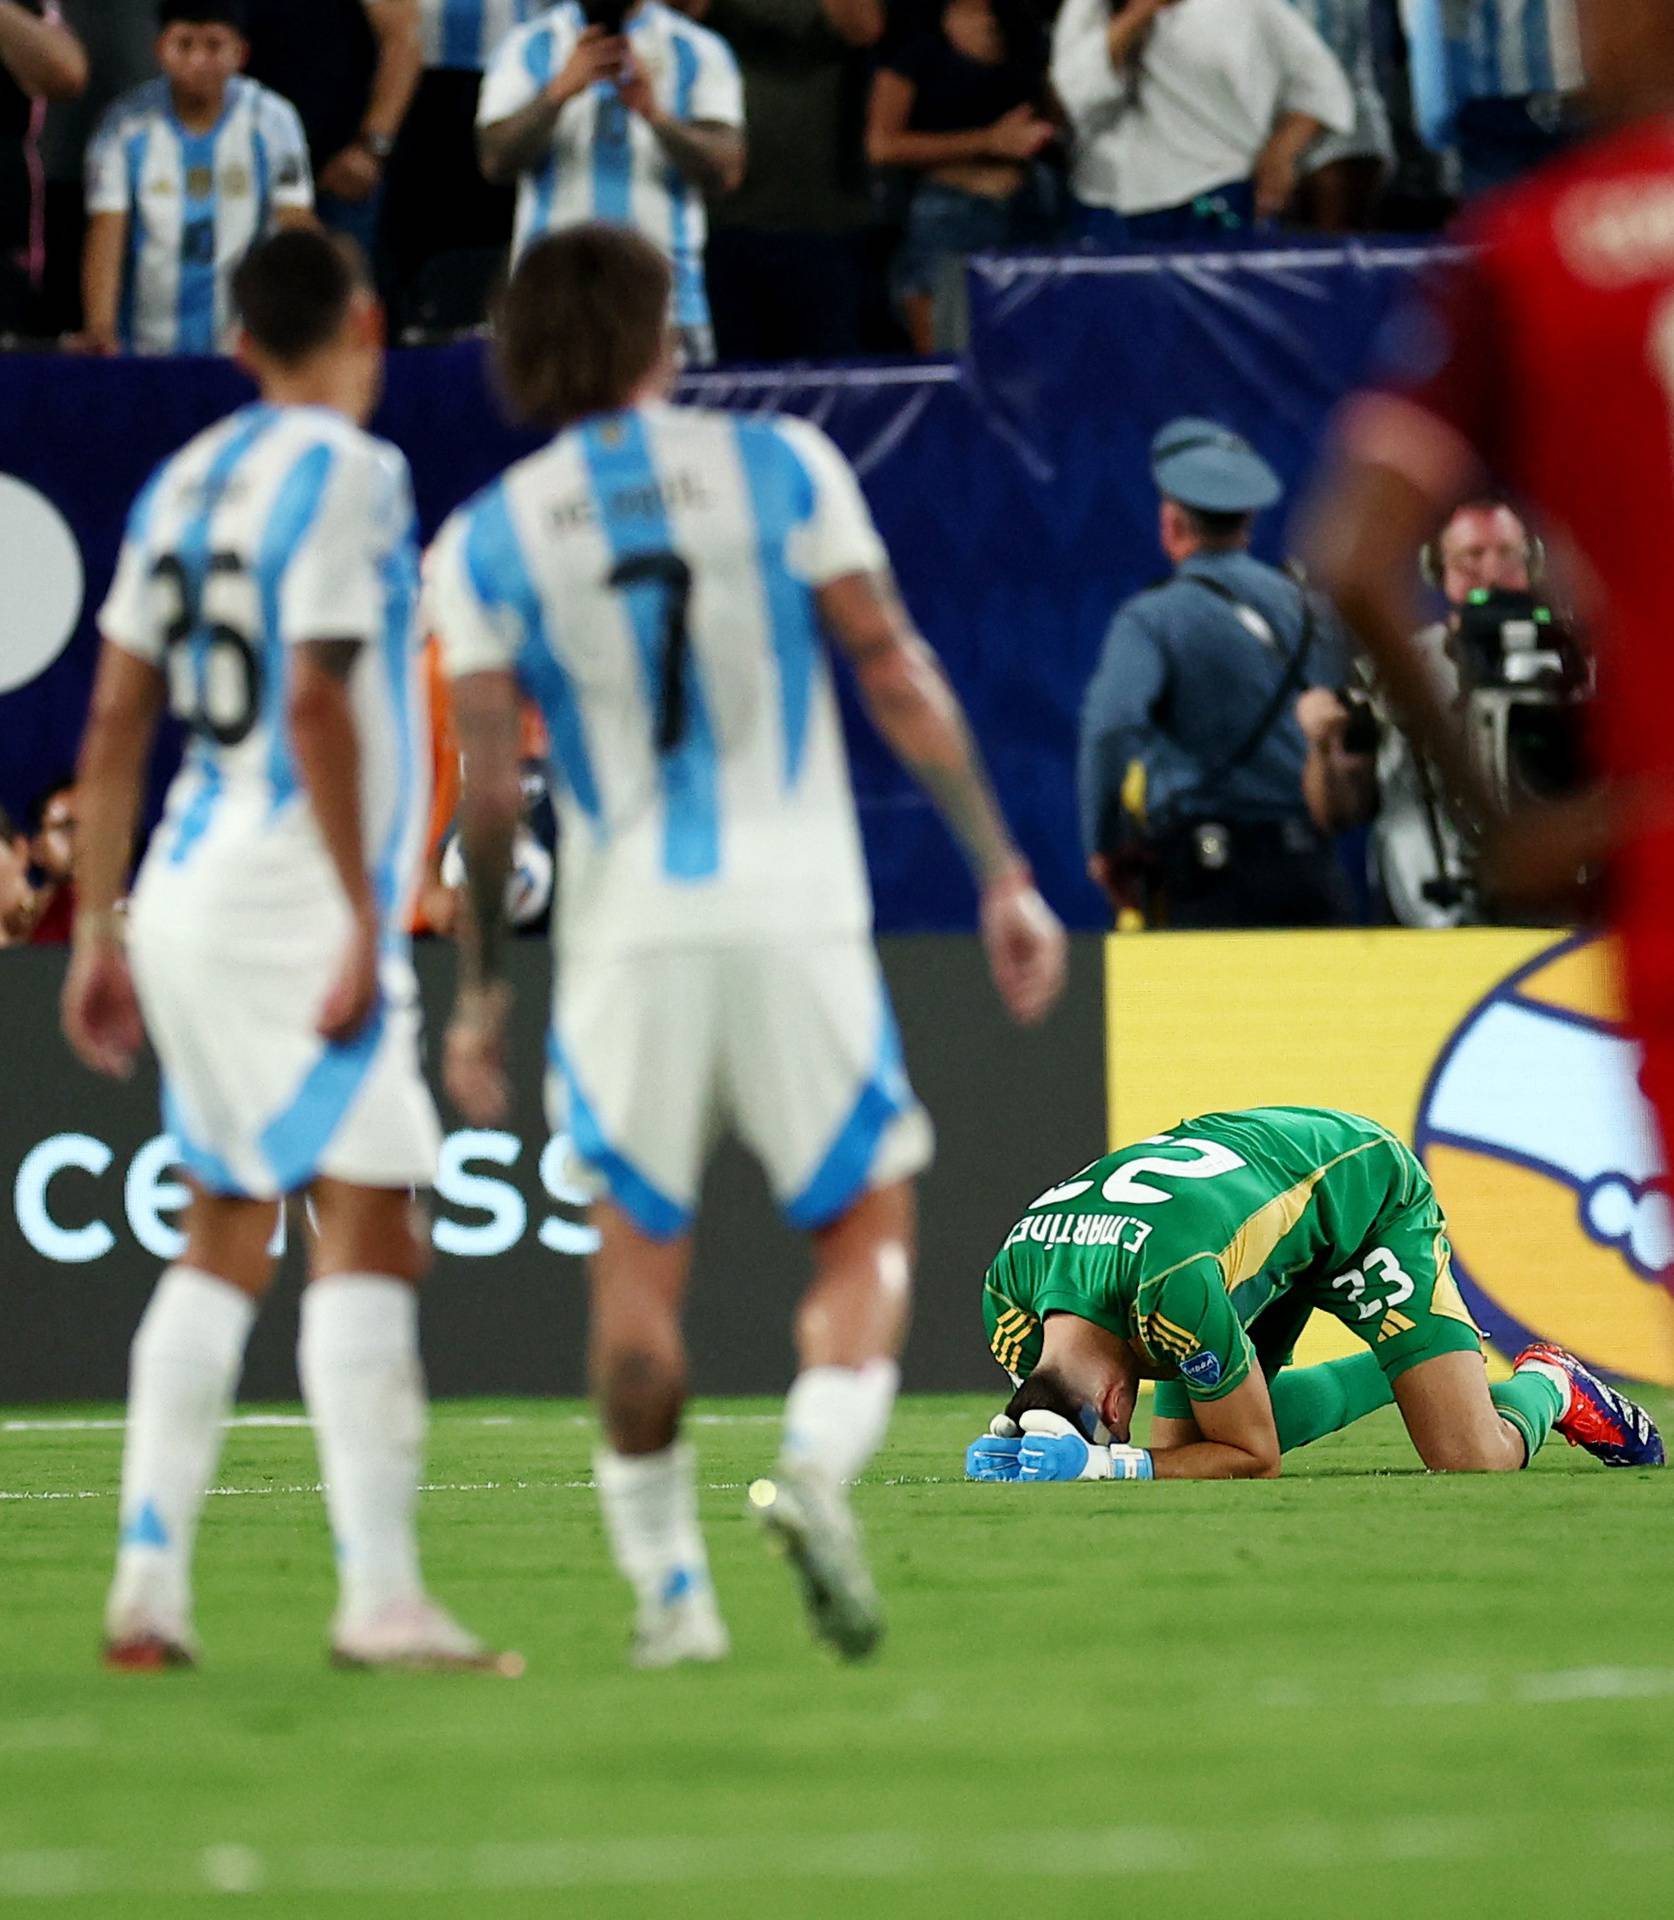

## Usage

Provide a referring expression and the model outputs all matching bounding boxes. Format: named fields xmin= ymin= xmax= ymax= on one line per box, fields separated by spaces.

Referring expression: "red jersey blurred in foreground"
xmin=1341 ymin=117 xmax=1674 ymax=1146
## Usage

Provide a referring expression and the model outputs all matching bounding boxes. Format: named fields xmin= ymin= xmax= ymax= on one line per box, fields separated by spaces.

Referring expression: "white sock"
xmin=1516 ymin=1356 xmax=1575 ymax=1417
xmin=781 ymin=1360 xmax=900 ymax=1484
xmin=108 ymin=1267 xmax=257 ymax=1638
xmin=298 ymin=1275 xmax=427 ymax=1625
xmin=594 ymin=1441 xmax=713 ymax=1613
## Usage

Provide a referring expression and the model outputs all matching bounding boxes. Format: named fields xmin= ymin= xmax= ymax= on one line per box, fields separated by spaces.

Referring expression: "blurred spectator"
xmin=0 ymin=803 xmax=32 ymax=943
xmin=382 ymin=0 xmax=531 ymax=334
xmin=242 ymin=0 xmax=421 ymax=260
xmin=0 ymin=779 xmax=76 ymax=943
xmin=1399 ymin=0 xmax=1583 ymax=197
xmin=1371 ymin=500 xmax=1540 ymax=927
xmin=23 ymin=775 xmax=75 ymax=941
xmin=477 ymin=2 xmax=745 ymax=365
xmin=37 ymin=0 xmax=155 ymax=337
xmin=81 ymin=0 xmax=313 ymax=357
xmin=1288 ymin=0 xmax=1393 ymax=228
xmin=867 ymin=0 xmax=1059 ymax=353
xmin=0 ymin=0 xmax=85 ymax=337
xmin=1051 ymin=0 xmax=1353 ymax=244
xmin=1078 ymin=418 xmax=1371 ymax=929
xmin=699 ymin=0 xmax=883 ymax=362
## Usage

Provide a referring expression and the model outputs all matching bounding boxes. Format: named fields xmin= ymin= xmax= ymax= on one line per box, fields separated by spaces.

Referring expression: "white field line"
xmin=1 ymin=1812 xmax=1670 ymax=1899
xmin=1 ymin=1412 xmax=780 ymax=1434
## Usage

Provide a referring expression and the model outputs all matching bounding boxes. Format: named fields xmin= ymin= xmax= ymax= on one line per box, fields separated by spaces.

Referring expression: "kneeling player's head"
xmin=494 ymin=223 xmax=676 ymax=432
xmin=1004 ymin=1321 xmax=1134 ymax=1443
xmin=232 ymin=231 xmax=382 ymax=419
xmin=158 ymin=1 xmax=248 ymax=112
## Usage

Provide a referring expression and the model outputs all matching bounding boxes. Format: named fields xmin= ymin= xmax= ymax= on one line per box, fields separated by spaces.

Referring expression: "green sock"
xmin=1490 ymin=1373 xmax=1565 ymax=1466
xmin=1269 ymin=1353 xmax=1394 ymax=1454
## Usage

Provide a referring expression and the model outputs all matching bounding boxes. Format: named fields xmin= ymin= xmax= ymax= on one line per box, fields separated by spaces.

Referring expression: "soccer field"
xmin=4 ymin=1393 xmax=1673 ymax=1918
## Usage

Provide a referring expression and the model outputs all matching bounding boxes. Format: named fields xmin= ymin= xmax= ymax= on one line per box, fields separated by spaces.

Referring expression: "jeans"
xmin=895 ymin=170 xmax=1063 ymax=289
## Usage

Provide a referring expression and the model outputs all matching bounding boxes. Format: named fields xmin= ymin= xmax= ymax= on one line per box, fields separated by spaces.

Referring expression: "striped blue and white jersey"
xmin=86 ymin=77 xmax=314 ymax=358
xmin=1401 ymin=0 xmax=1582 ymax=146
xmin=420 ymin=0 xmax=537 ymax=70
xmin=428 ymin=403 xmax=886 ymax=956
xmin=477 ymin=2 xmax=743 ymax=330
xmin=99 ymin=404 xmax=429 ymax=946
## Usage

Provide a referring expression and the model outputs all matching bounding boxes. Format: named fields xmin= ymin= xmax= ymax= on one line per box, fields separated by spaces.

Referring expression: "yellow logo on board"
xmin=1414 ymin=935 xmax=1674 ymax=1387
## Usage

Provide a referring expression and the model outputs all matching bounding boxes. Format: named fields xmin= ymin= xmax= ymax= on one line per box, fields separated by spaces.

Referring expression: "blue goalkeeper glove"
xmin=965 ymin=1413 xmax=1023 ymax=1481
xmin=1017 ymin=1411 xmax=1154 ymax=1482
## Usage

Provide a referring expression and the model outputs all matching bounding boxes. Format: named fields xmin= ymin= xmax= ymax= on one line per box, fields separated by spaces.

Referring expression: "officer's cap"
xmin=1150 ymin=417 xmax=1282 ymax=515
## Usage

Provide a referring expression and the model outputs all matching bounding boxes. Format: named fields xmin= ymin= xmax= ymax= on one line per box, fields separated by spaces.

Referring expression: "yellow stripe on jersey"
xmin=1147 ymin=1312 xmax=1199 ymax=1357
xmin=1377 ymin=1309 xmax=1416 ymax=1342
xmin=1214 ymin=1139 xmax=1387 ymax=1292
xmin=1428 ymin=1235 xmax=1481 ymax=1330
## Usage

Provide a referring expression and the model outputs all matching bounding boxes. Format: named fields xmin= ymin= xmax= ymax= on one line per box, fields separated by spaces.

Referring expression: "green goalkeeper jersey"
xmin=983 ymin=1106 xmax=1481 ymax=1399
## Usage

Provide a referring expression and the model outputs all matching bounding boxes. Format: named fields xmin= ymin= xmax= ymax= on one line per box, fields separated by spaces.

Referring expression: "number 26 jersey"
xmin=99 ymin=403 xmax=428 ymax=950
xmin=426 ymin=402 xmax=888 ymax=958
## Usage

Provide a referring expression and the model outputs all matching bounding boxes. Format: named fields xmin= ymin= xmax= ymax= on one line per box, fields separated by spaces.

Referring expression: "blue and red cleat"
xmin=1514 ymin=1343 xmax=1665 ymax=1468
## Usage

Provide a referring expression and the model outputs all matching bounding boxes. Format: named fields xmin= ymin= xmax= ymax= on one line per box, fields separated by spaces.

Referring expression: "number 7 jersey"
xmin=984 ymin=1107 xmax=1481 ymax=1398
xmin=99 ymin=403 xmax=428 ymax=946
xmin=426 ymin=402 xmax=887 ymax=957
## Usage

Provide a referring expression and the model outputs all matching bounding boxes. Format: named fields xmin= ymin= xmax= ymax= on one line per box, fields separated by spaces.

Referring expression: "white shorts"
xmin=128 ymin=907 xmax=442 ymax=1202
xmin=547 ymin=938 xmax=935 ymax=1240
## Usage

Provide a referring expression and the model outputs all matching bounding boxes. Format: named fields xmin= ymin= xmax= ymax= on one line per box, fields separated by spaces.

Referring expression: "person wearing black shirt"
xmin=866 ymin=0 xmax=1058 ymax=353
xmin=0 ymin=0 xmax=85 ymax=336
xmin=241 ymin=0 xmax=419 ymax=263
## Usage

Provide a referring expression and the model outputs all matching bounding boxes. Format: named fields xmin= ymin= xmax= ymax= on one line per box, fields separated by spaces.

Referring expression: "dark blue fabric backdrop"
xmin=0 ymin=244 xmax=1437 ymax=931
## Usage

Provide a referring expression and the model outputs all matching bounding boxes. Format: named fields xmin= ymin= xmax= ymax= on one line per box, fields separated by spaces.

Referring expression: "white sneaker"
xmin=330 ymin=1596 xmax=524 ymax=1676
xmin=630 ymin=1576 xmax=731 ymax=1670
xmin=748 ymin=1465 xmax=883 ymax=1662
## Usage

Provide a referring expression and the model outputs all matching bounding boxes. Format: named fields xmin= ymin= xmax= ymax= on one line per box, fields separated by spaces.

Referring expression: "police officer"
xmin=1078 ymin=417 xmax=1375 ymax=928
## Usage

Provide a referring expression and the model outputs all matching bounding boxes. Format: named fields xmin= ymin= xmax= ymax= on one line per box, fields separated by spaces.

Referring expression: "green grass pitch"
xmin=4 ymin=1392 xmax=1673 ymax=1918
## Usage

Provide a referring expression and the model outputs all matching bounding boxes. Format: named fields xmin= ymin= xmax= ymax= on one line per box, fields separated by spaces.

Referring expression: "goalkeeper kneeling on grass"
xmin=967 ymin=1106 xmax=1664 ymax=1484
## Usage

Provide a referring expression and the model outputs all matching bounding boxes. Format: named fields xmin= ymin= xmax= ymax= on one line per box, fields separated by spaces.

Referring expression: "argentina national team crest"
xmin=1414 ymin=934 xmax=1674 ymax=1387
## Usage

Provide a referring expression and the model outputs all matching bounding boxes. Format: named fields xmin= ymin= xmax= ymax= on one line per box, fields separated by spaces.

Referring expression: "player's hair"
xmin=1003 ymin=1368 xmax=1085 ymax=1430
xmin=158 ymin=0 xmax=249 ymax=31
xmin=493 ymin=224 xmax=673 ymax=431
xmin=232 ymin=230 xmax=368 ymax=368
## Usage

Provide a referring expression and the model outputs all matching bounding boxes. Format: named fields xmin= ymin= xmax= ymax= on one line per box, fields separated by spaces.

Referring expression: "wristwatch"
xmin=358 ymin=130 xmax=396 ymax=162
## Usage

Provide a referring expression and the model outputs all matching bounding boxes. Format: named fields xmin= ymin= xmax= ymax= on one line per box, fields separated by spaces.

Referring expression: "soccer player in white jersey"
xmin=62 ymin=231 xmax=512 ymax=1677
xmin=477 ymin=2 xmax=743 ymax=363
xmin=82 ymin=0 xmax=314 ymax=359
xmin=430 ymin=226 xmax=1068 ymax=1666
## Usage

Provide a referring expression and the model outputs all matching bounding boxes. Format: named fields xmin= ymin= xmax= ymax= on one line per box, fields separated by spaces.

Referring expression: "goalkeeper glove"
xmin=1017 ymin=1410 xmax=1154 ymax=1482
xmin=964 ymin=1412 xmax=1023 ymax=1481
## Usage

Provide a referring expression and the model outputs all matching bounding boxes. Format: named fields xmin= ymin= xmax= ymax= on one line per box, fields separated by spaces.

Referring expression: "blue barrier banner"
xmin=0 ymin=246 xmax=1440 ymax=930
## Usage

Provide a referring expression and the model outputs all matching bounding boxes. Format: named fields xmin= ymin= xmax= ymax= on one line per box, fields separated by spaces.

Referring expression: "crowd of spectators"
xmin=0 ymin=0 xmax=1586 ymax=362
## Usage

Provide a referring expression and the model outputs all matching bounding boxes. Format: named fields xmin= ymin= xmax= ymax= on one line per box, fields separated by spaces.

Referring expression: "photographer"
xmin=1078 ymin=417 xmax=1375 ymax=929
xmin=477 ymin=0 xmax=745 ymax=364
xmin=1370 ymin=499 xmax=1562 ymax=926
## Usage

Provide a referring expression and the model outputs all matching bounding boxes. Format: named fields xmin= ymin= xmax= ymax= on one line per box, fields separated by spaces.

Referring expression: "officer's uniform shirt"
xmin=1077 ymin=549 xmax=1343 ymax=857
